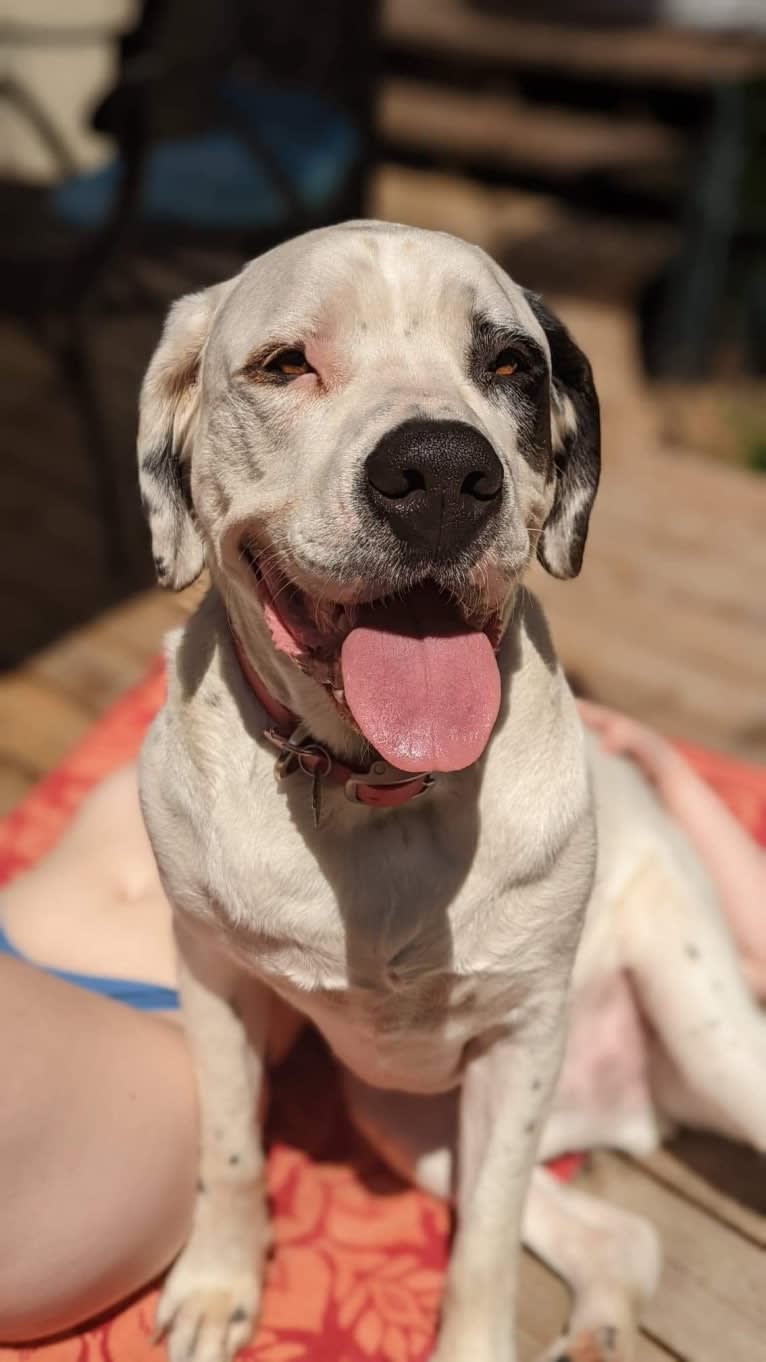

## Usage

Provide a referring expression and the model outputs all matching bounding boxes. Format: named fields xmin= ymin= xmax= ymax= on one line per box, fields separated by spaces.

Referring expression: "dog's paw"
xmin=538 ymin=1324 xmax=629 ymax=1362
xmin=155 ymin=1258 xmax=258 ymax=1362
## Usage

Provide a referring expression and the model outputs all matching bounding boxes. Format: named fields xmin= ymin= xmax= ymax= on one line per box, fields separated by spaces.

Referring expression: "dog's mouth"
xmin=241 ymin=544 xmax=503 ymax=774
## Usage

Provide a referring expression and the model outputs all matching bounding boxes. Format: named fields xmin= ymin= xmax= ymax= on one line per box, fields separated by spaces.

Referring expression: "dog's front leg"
xmin=156 ymin=918 xmax=269 ymax=1362
xmin=436 ymin=1005 xmax=566 ymax=1362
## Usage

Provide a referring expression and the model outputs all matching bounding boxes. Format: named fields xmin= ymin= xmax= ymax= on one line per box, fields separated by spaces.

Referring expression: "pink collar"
xmin=230 ymin=631 xmax=434 ymax=814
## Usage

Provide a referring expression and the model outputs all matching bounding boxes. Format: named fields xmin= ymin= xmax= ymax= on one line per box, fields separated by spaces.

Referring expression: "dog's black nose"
xmin=364 ymin=419 xmax=503 ymax=558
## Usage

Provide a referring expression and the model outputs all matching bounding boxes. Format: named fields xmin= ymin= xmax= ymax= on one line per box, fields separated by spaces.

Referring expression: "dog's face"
xmin=139 ymin=222 xmax=599 ymax=772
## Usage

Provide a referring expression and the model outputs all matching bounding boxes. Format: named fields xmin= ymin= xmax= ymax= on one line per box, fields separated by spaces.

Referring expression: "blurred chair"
xmin=0 ymin=0 xmax=380 ymax=582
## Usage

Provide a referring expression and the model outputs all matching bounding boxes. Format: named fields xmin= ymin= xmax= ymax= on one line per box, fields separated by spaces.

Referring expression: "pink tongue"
xmin=340 ymin=586 xmax=501 ymax=773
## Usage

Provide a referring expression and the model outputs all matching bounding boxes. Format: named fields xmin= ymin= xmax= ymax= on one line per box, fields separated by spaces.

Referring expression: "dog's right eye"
xmin=262 ymin=348 xmax=314 ymax=379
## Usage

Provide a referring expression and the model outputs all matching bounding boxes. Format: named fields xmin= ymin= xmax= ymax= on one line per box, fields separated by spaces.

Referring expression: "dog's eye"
xmin=263 ymin=348 xmax=314 ymax=378
xmin=488 ymin=348 xmax=521 ymax=379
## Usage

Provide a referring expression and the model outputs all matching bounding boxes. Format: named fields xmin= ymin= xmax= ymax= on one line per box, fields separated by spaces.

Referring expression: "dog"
xmin=137 ymin=222 xmax=766 ymax=1362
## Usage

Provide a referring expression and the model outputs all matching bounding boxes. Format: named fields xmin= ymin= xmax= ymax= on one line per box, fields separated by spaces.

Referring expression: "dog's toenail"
xmin=230 ymin=1307 xmax=248 ymax=1323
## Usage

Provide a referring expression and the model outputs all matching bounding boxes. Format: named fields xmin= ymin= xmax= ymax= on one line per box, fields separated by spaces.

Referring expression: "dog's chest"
xmin=211 ymin=793 xmax=529 ymax=1090
xmin=255 ymin=941 xmax=519 ymax=1093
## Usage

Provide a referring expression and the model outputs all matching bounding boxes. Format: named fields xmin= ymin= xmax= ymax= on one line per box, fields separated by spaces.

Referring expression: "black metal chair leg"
xmin=55 ymin=315 xmax=132 ymax=587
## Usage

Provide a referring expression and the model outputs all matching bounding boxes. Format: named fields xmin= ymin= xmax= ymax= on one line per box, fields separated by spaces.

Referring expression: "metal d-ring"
xmin=297 ymin=743 xmax=332 ymax=780
xmin=264 ymin=726 xmax=334 ymax=785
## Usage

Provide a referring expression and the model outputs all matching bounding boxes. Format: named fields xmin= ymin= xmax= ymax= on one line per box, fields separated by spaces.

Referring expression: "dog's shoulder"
xmin=140 ymin=590 xmax=256 ymax=821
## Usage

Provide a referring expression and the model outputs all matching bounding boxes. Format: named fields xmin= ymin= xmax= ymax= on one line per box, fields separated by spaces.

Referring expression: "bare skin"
xmin=1 ymin=723 xmax=763 ymax=1340
xmin=0 ymin=956 xmax=198 ymax=1341
xmin=0 ymin=768 xmax=198 ymax=1342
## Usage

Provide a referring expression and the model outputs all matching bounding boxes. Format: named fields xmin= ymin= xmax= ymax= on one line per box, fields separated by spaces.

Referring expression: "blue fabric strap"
xmin=0 ymin=924 xmax=179 ymax=1012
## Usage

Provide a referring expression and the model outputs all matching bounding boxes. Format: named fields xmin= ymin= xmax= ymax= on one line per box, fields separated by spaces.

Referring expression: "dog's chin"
xmin=237 ymin=541 xmax=509 ymax=774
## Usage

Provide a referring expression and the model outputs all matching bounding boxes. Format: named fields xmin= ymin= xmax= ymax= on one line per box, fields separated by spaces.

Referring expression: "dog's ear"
xmin=137 ymin=281 xmax=232 ymax=590
xmin=525 ymin=292 xmax=601 ymax=579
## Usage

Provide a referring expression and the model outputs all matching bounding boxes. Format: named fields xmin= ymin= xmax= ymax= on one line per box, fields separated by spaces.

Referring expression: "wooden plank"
xmin=642 ymin=1136 xmax=766 ymax=1248
xmin=28 ymin=584 xmax=199 ymax=713
xmin=654 ymin=382 xmax=766 ymax=472
xmin=534 ymin=580 xmax=766 ymax=760
xmin=0 ymin=586 xmax=200 ymax=817
xmin=383 ymin=0 xmax=766 ymax=85
xmin=517 ymin=1250 xmax=570 ymax=1362
xmin=578 ymin=1153 xmax=766 ymax=1362
xmin=0 ymin=763 xmax=37 ymax=813
xmin=0 ymin=675 xmax=92 ymax=781
xmin=380 ymin=78 xmax=680 ymax=178
xmin=532 ymin=440 xmax=766 ymax=761
xmin=371 ymin=163 xmax=563 ymax=254
xmin=85 ymin=584 xmax=200 ymax=662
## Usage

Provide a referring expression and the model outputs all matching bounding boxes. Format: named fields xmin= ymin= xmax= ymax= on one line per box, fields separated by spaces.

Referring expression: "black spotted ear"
xmin=524 ymin=292 xmax=601 ymax=579
xmin=137 ymin=280 xmax=233 ymax=590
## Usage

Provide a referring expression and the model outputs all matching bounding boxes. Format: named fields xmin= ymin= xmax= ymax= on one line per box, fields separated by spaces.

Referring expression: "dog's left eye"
xmin=263 ymin=348 xmax=314 ymax=378
xmin=488 ymin=348 xmax=522 ymax=379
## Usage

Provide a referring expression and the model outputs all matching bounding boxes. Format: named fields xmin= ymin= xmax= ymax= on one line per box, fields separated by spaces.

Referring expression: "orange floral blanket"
xmin=1 ymin=664 xmax=764 ymax=1362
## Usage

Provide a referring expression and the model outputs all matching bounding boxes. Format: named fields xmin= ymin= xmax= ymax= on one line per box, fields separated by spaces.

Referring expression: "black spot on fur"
xmin=468 ymin=313 xmax=550 ymax=474
xmin=523 ymin=291 xmax=600 ymax=579
xmin=142 ymin=438 xmax=185 ymax=502
xmin=197 ymin=1178 xmax=206 ymax=1194
xmin=230 ymin=1307 xmax=249 ymax=1324
xmin=229 ymin=1153 xmax=240 ymax=1166
xmin=685 ymin=943 xmax=701 ymax=960
xmin=531 ymin=1077 xmax=542 ymax=1092
xmin=524 ymin=1120 xmax=536 ymax=1134
xmin=141 ymin=437 xmax=197 ymax=534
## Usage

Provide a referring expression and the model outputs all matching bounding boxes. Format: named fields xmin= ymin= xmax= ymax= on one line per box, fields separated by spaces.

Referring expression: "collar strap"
xmin=230 ymin=630 xmax=434 ymax=810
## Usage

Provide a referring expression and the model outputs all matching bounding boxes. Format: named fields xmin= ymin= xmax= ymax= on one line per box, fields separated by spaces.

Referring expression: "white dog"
xmin=137 ymin=223 xmax=765 ymax=1362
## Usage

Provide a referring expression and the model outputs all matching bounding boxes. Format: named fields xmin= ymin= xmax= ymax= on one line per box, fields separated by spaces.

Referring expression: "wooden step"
xmin=380 ymin=77 xmax=681 ymax=179
xmin=371 ymin=163 xmax=676 ymax=300
xmin=383 ymin=0 xmax=766 ymax=86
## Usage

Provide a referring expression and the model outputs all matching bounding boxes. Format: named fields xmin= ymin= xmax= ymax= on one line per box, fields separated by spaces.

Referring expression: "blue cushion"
xmin=52 ymin=84 xmax=360 ymax=230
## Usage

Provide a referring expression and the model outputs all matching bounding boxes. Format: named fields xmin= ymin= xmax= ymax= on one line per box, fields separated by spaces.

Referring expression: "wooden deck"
xmin=383 ymin=0 xmax=766 ymax=86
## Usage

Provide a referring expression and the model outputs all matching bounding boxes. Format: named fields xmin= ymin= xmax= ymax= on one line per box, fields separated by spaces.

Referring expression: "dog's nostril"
xmin=368 ymin=465 xmax=426 ymax=501
xmin=401 ymin=468 xmax=426 ymax=495
xmin=461 ymin=469 xmax=502 ymax=502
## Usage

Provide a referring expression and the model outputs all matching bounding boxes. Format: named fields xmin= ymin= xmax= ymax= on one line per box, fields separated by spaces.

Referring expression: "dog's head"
xmin=139 ymin=222 xmax=599 ymax=773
